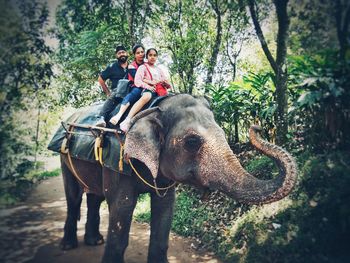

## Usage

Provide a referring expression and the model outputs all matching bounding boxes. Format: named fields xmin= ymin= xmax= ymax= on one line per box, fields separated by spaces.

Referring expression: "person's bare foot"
xmin=109 ymin=113 xmax=122 ymax=125
xmin=119 ymin=117 xmax=131 ymax=132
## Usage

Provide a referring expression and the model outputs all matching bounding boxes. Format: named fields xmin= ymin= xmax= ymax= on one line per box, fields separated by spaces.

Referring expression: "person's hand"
xmin=160 ymin=81 xmax=171 ymax=89
xmin=148 ymin=85 xmax=156 ymax=92
xmin=149 ymin=80 xmax=159 ymax=86
xmin=103 ymin=87 xmax=111 ymax=97
xmin=143 ymin=79 xmax=156 ymax=86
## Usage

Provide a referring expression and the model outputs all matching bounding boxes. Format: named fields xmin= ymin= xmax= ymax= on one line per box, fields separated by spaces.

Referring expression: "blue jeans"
xmin=121 ymin=87 xmax=142 ymax=105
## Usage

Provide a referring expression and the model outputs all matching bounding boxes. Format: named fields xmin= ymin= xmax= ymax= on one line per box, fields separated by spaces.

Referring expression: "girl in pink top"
xmin=119 ymin=48 xmax=172 ymax=132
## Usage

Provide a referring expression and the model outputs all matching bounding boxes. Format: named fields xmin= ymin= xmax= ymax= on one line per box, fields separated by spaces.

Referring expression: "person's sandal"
xmin=95 ymin=116 xmax=106 ymax=127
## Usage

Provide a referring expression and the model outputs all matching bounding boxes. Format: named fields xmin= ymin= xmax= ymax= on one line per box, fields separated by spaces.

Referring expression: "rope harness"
xmin=128 ymin=159 xmax=176 ymax=197
xmin=60 ymin=122 xmax=176 ymax=197
xmin=61 ymin=123 xmax=90 ymax=191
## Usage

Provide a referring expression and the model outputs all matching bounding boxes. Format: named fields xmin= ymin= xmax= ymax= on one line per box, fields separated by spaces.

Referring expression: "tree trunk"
xmin=234 ymin=118 xmax=239 ymax=143
xmin=335 ymin=0 xmax=350 ymax=61
xmin=275 ymin=72 xmax=288 ymax=144
xmin=274 ymin=0 xmax=290 ymax=145
xmin=34 ymin=102 xmax=41 ymax=167
xmin=226 ymin=15 xmax=244 ymax=82
xmin=248 ymin=0 xmax=278 ymax=73
xmin=248 ymin=0 xmax=290 ymax=145
xmin=126 ymin=0 xmax=137 ymax=45
xmin=205 ymin=3 xmax=223 ymax=92
xmin=187 ymin=67 xmax=195 ymax=94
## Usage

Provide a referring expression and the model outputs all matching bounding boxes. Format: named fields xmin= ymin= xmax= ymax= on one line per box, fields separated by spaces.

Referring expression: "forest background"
xmin=0 ymin=0 xmax=349 ymax=262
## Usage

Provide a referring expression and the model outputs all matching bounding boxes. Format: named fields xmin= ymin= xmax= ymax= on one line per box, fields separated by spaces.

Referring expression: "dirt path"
xmin=0 ymin=175 xmax=222 ymax=263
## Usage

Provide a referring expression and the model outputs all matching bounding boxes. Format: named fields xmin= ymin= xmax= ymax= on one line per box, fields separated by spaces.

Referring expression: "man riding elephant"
xmin=95 ymin=44 xmax=129 ymax=127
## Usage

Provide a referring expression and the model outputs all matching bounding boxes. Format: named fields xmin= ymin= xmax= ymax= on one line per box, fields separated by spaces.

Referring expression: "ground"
xmin=0 ymin=171 xmax=222 ymax=263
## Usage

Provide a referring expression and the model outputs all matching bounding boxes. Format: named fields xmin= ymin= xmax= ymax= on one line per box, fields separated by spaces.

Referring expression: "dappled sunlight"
xmin=1 ymin=176 xmax=222 ymax=263
xmin=229 ymin=197 xmax=293 ymax=237
xmin=40 ymin=200 xmax=66 ymax=209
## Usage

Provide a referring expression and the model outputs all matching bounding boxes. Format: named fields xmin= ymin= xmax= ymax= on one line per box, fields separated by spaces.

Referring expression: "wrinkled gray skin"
xmin=59 ymin=94 xmax=297 ymax=263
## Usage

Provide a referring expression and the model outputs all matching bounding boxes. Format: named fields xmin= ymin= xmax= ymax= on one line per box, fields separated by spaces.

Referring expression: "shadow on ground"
xmin=0 ymin=172 xmax=221 ymax=263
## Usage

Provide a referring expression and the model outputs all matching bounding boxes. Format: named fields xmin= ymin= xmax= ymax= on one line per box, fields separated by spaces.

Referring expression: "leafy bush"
xmin=288 ymin=52 xmax=350 ymax=151
xmin=209 ymin=71 xmax=276 ymax=144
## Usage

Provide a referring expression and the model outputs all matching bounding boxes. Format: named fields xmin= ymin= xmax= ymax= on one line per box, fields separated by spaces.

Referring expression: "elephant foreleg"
xmin=60 ymin=157 xmax=83 ymax=250
xmin=147 ymin=187 xmax=175 ymax=263
xmin=84 ymin=193 xmax=105 ymax=246
xmin=102 ymin=174 xmax=138 ymax=263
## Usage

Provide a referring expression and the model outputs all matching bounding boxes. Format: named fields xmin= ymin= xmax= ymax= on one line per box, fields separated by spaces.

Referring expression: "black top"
xmin=100 ymin=61 xmax=128 ymax=90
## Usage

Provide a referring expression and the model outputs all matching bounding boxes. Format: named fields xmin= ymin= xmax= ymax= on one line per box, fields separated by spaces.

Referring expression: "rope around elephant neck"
xmin=128 ymin=159 xmax=176 ymax=197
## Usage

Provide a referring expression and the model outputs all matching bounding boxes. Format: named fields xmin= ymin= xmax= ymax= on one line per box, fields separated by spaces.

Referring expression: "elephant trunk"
xmin=200 ymin=126 xmax=297 ymax=204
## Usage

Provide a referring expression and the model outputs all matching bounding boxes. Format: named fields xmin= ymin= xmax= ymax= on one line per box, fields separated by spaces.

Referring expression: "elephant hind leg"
xmin=60 ymin=156 xmax=83 ymax=250
xmin=84 ymin=193 xmax=105 ymax=246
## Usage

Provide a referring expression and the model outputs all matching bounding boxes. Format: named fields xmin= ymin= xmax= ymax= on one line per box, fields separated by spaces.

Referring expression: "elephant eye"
xmin=183 ymin=134 xmax=203 ymax=153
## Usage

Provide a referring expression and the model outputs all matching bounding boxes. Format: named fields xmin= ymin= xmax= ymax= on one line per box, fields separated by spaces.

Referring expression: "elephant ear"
xmin=124 ymin=109 xmax=163 ymax=179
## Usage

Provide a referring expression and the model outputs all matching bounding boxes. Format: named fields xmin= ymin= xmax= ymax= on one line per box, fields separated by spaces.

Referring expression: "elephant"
xmin=57 ymin=93 xmax=297 ymax=263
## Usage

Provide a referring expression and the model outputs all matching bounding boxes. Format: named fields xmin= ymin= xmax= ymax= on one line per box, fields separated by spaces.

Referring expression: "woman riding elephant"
xmin=109 ymin=44 xmax=146 ymax=126
xmin=119 ymin=48 xmax=172 ymax=132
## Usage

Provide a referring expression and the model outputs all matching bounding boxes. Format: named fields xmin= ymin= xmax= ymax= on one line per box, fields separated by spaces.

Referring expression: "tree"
xmin=154 ymin=0 xmax=212 ymax=94
xmin=224 ymin=3 xmax=251 ymax=82
xmin=335 ymin=0 xmax=350 ymax=61
xmin=55 ymin=0 xmax=154 ymax=106
xmin=204 ymin=0 xmax=227 ymax=89
xmin=248 ymin=0 xmax=290 ymax=145
xmin=0 ymin=0 xmax=53 ymax=179
xmin=125 ymin=0 xmax=153 ymax=45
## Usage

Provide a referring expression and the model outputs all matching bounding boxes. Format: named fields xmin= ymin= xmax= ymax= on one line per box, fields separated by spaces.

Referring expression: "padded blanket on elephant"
xmin=48 ymin=96 xmax=167 ymax=174
xmin=48 ymin=102 xmax=132 ymax=175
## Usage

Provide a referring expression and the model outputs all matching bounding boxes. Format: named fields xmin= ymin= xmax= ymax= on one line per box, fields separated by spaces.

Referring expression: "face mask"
xmin=118 ymin=55 xmax=128 ymax=63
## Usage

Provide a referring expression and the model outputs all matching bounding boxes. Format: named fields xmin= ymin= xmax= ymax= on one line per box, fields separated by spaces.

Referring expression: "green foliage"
xmin=154 ymin=0 xmax=212 ymax=94
xmin=55 ymin=0 xmax=127 ymax=106
xmin=245 ymin=155 xmax=278 ymax=180
xmin=289 ymin=0 xmax=338 ymax=56
xmin=209 ymin=71 xmax=276 ymax=143
xmin=55 ymin=0 xmax=115 ymax=45
xmin=288 ymin=51 xmax=350 ymax=150
xmin=55 ymin=0 xmax=154 ymax=106
xmin=133 ymin=193 xmax=151 ymax=222
xmin=0 ymin=0 xmax=52 ymax=109
xmin=172 ymin=189 xmax=209 ymax=236
xmin=56 ymin=23 xmax=126 ymax=107
xmin=0 ymin=0 xmax=53 ymax=180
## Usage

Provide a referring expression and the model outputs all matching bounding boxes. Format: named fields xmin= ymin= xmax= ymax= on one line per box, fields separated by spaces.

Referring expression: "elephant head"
xmin=124 ymin=94 xmax=297 ymax=204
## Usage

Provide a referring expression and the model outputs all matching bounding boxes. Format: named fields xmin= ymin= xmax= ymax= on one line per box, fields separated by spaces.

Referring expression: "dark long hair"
xmin=132 ymin=44 xmax=145 ymax=54
xmin=146 ymin=48 xmax=158 ymax=58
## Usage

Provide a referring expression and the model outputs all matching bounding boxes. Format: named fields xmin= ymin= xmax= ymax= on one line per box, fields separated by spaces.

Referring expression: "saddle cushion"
xmin=48 ymin=96 xmax=168 ymax=174
xmin=48 ymin=102 xmax=132 ymax=175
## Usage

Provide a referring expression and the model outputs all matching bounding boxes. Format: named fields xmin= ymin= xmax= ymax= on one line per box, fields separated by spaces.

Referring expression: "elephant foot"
xmin=84 ymin=233 xmax=104 ymax=246
xmin=60 ymin=236 xmax=78 ymax=250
